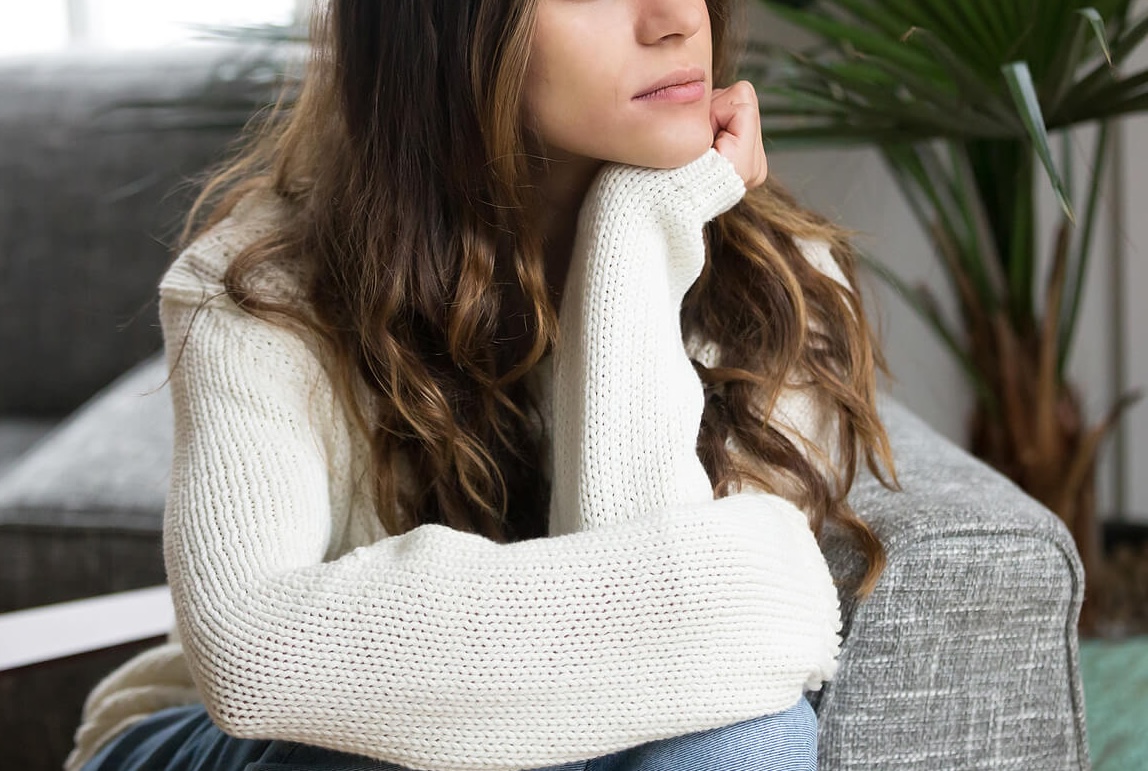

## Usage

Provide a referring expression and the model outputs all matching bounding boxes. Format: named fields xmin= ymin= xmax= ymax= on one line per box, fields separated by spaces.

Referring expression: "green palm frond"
xmin=752 ymin=0 xmax=1145 ymax=386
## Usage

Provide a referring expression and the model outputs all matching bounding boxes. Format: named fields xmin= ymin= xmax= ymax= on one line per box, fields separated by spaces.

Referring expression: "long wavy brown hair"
xmin=176 ymin=0 xmax=901 ymax=597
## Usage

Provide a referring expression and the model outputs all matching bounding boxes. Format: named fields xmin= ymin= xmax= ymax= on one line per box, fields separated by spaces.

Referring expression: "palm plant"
xmin=749 ymin=0 xmax=1148 ymax=629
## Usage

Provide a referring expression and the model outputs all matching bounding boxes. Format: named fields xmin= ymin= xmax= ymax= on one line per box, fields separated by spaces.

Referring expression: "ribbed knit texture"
xmin=549 ymin=151 xmax=742 ymax=533
xmin=66 ymin=149 xmax=845 ymax=771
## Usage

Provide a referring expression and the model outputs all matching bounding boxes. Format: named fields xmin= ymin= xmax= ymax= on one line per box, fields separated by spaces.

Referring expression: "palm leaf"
xmin=1058 ymin=123 xmax=1112 ymax=376
xmin=1006 ymin=62 xmax=1074 ymax=220
xmin=751 ymin=0 xmax=1145 ymax=440
xmin=763 ymin=1 xmax=939 ymax=74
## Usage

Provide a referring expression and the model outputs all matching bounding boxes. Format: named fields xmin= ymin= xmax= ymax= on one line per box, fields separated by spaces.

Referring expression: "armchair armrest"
xmin=819 ymin=393 xmax=1090 ymax=770
xmin=0 ymin=587 xmax=176 ymax=771
xmin=0 ymin=585 xmax=173 ymax=672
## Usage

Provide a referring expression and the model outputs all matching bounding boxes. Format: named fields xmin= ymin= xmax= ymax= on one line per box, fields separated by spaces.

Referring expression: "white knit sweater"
xmin=66 ymin=149 xmax=849 ymax=771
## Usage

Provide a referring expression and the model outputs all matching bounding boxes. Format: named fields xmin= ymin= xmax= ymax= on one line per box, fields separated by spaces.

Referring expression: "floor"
xmin=1080 ymin=636 xmax=1148 ymax=770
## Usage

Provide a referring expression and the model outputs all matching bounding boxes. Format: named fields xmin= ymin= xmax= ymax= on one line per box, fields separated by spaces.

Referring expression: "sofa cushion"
xmin=0 ymin=353 xmax=171 ymax=612
xmin=0 ymin=418 xmax=56 ymax=476
xmin=0 ymin=45 xmax=281 ymax=415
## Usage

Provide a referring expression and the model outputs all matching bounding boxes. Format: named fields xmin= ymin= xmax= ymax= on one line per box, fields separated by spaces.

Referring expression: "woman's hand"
xmin=711 ymin=81 xmax=768 ymax=190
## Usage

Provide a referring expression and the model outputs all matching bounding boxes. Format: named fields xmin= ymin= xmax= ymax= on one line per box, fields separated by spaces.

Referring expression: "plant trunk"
xmin=967 ymin=366 xmax=1103 ymax=634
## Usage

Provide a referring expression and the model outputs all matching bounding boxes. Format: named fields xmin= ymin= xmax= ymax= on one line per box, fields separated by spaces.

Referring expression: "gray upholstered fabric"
xmin=822 ymin=393 xmax=1090 ymax=770
xmin=0 ymin=418 xmax=55 ymax=476
xmin=0 ymin=354 xmax=170 ymax=611
xmin=0 ymin=45 xmax=276 ymax=416
xmin=0 ymin=353 xmax=171 ymax=530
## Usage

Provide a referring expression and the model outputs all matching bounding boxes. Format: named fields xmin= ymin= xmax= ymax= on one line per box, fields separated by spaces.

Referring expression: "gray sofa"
xmin=0 ymin=47 xmax=1090 ymax=771
xmin=0 ymin=45 xmax=269 ymax=771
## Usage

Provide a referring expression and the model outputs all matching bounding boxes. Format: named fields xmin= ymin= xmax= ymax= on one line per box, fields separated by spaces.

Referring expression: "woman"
xmin=66 ymin=0 xmax=900 ymax=769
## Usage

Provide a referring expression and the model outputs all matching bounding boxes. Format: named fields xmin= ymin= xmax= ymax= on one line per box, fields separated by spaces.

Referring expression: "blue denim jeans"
xmin=80 ymin=696 xmax=817 ymax=771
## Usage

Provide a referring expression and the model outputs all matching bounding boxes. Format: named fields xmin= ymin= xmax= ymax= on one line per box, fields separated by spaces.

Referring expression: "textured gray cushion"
xmin=0 ymin=418 xmax=55 ymax=476
xmin=0 ymin=353 xmax=170 ymax=612
xmin=823 ymin=393 xmax=1090 ymax=770
xmin=0 ymin=45 xmax=276 ymax=415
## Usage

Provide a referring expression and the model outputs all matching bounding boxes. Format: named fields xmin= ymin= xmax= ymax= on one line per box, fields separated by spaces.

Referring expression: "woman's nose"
xmin=633 ymin=0 xmax=706 ymax=45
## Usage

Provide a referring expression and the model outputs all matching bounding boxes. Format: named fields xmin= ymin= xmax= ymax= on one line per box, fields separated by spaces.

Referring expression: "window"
xmin=0 ymin=4 xmax=68 ymax=56
xmin=0 ymin=0 xmax=303 ymax=55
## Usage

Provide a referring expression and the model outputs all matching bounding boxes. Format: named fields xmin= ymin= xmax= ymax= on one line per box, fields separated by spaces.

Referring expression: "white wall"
xmin=1119 ymin=0 xmax=1148 ymax=522
xmin=0 ymin=1 xmax=297 ymax=54
xmin=748 ymin=3 xmax=1146 ymax=522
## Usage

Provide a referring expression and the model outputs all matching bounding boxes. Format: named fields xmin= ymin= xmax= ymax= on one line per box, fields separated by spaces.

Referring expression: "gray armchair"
xmin=0 ymin=47 xmax=1089 ymax=771
xmin=819 ymin=397 xmax=1089 ymax=768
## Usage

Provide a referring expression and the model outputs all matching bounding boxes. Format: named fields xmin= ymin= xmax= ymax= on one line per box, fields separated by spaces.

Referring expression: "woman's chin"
xmin=619 ymin=144 xmax=712 ymax=170
xmin=621 ymin=129 xmax=717 ymax=170
xmin=560 ymin=125 xmax=715 ymax=171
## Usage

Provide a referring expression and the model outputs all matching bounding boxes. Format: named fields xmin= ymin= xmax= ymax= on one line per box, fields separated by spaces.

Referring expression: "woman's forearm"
xmin=548 ymin=148 xmax=746 ymax=535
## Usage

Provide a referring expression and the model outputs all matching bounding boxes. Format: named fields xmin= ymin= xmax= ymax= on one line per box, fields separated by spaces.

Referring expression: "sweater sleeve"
xmin=547 ymin=150 xmax=850 ymax=566
xmin=159 ymin=153 xmax=840 ymax=771
xmin=548 ymin=148 xmax=744 ymax=533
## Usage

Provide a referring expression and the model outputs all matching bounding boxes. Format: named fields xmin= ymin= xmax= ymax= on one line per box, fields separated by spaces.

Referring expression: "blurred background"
xmin=0 ymin=1 xmax=302 ymax=52
xmin=3 ymin=6 xmax=1143 ymax=505
xmin=749 ymin=1 xmax=1148 ymax=532
xmin=1 ymin=1 xmax=1142 ymax=528
xmin=0 ymin=1 xmax=1145 ymax=769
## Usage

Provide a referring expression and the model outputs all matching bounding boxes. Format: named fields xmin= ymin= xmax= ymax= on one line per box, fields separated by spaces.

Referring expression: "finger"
xmin=712 ymin=104 xmax=760 ymax=168
xmin=710 ymin=82 xmax=766 ymax=187
xmin=723 ymin=101 xmax=759 ymax=145
xmin=709 ymin=83 xmax=747 ymax=132
xmin=709 ymin=86 xmax=730 ymax=136
xmin=710 ymin=82 xmax=759 ymax=141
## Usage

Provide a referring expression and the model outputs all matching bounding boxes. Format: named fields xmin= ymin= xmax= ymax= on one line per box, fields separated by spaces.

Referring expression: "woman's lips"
xmin=632 ymin=80 xmax=706 ymax=103
xmin=633 ymin=67 xmax=707 ymax=103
